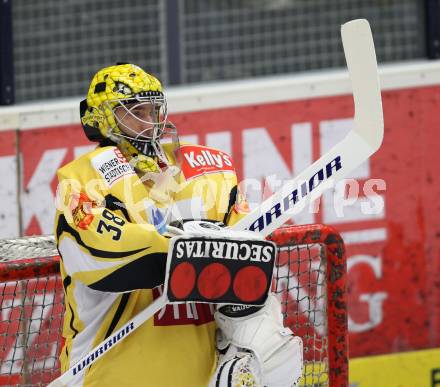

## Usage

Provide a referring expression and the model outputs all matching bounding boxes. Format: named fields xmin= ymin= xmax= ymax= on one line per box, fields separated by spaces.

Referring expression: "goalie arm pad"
xmin=214 ymin=294 xmax=303 ymax=387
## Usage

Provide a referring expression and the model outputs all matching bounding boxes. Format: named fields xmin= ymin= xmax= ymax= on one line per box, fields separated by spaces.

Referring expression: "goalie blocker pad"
xmin=163 ymin=236 xmax=277 ymax=305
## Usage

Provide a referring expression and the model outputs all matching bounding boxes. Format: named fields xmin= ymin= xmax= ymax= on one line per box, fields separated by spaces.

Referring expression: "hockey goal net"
xmin=0 ymin=224 xmax=347 ymax=387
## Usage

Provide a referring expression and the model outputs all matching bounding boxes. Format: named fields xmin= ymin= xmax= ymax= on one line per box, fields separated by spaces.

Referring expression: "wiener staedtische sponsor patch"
xmin=92 ymin=147 xmax=136 ymax=187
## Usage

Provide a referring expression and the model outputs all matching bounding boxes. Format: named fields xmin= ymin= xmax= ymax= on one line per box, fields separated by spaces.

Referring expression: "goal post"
xmin=0 ymin=249 xmax=62 ymax=386
xmin=0 ymin=224 xmax=347 ymax=386
xmin=268 ymin=224 xmax=348 ymax=386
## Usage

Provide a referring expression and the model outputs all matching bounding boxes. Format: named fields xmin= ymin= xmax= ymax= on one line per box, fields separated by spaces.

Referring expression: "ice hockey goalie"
xmin=54 ymin=63 xmax=302 ymax=387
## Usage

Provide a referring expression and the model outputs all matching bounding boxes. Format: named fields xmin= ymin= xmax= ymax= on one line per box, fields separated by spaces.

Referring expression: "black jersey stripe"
xmin=60 ymin=268 xmax=79 ymax=340
xmin=88 ymin=252 xmax=167 ymax=292
xmin=103 ymin=194 xmax=132 ymax=222
xmin=68 ymin=302 xmax=80 ymax=339
xmin=62 ymin=275 xmax=71 ymax=291
xmin=56 ymin=214 xmax=148 ymax=259
xmin=223 ymin=185 xmax=238 ymax=225
xmin=104 ymin=293 xmax=131 ymax=339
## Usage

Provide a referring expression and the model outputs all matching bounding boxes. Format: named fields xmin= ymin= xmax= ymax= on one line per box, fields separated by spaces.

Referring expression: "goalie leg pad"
xmin=209 ymin=347 xmax=262 ymax=387
xmin=261 ymin=335 xmax=303 ymax=387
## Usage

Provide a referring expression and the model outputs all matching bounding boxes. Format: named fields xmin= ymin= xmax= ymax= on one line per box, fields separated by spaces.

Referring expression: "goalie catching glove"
xmin=166 ymin=221 xmax=303 ymax=386
xmin=211 ymin=294 xmax=303 ymax=387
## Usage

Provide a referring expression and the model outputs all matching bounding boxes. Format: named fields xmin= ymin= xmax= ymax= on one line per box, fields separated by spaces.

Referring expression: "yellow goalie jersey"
xmin=54 ymin=143 xmax=247 ymax=387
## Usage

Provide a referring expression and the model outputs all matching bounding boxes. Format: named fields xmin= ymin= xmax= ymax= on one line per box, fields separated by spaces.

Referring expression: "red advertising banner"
xmin=8 ymin=84 xmax=440 ymax=360
xmin=18 ymin=125 xmax=94 ymax=236
xmin=0 ymin=130 xmax=19 ymax=238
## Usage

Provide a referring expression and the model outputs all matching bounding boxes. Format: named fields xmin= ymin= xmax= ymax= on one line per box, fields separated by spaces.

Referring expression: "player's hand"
xmin=165 ymin=219 xmax=260 ymax=240
xmin=165 ymin=219 xmax=224 ymax=237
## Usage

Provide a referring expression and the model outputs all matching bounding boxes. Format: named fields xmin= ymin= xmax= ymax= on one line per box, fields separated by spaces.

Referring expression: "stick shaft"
xmin=48 ymin=295 xmax=168 ymax=386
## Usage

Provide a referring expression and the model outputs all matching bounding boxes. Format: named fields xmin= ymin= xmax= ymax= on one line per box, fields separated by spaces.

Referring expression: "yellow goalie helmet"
xmin=80 ymin=63 xmax=171 ymax=162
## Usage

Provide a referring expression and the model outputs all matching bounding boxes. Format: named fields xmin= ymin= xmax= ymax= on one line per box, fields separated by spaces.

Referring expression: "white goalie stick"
xmin=48 ymin=19 xmax=383 ymax=387
xmin=230 ymin=18 xmax=384 ymax=235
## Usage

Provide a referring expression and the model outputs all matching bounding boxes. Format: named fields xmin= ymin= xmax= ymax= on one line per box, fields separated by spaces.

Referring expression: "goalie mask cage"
xmin=0 ymin=224 xmax=347 ymax=386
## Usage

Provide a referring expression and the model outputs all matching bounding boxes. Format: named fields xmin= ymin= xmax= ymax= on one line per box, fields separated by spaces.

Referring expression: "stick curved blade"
xmin=342 ymin=19 xmax=384 ymax=151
